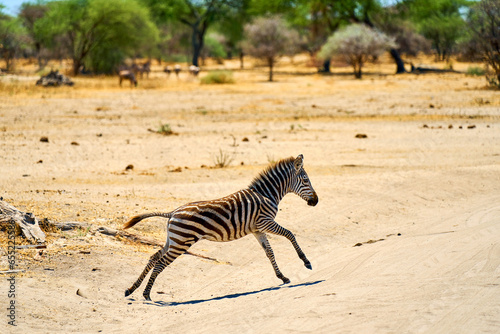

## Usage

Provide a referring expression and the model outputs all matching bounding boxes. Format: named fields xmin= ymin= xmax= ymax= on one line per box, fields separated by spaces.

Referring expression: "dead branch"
xmin=96 ymin=226 xmax=228 ymax=264
xmin=0 ymin=199 xmax=46 ymax=243
xmin=410 ymin=64 xmax=461 ymax=74
xmin=96 ymin=226 xmax=162 ymax=247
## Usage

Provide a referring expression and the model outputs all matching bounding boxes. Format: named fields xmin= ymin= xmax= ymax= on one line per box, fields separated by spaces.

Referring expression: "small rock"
xmin=169 ymin=167 xmax=182 ymax=173
xmin=467 ymin=125 xmax=476 ymax=129
xmin=40 ymin=136 xmax=49 ymax=143
xmin=355 ymin=134 xmax=367 ymax=139
xmin=448 ymin=124 xmax=453 ymax=129
xmin=76 ymin=289 xmax=87 ymax=298
xmin=71 ymin=141 xmax=79 ymax=146
xmin=423 ymin=124 xmax=429 ymax=128
xmin=125 ymin=164 xmax=134 ymax=171
xmin=242 ymin=137 xmax=249 ymax=142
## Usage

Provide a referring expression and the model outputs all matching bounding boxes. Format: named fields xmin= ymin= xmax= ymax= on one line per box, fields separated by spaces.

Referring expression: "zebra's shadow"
xmin=145 ymin=280 xmax=324 ymax=307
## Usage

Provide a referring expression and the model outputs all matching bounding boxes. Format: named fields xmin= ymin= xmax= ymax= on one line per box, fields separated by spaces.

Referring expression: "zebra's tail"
xmin=123 ymin=212 xmax=173 ymax=229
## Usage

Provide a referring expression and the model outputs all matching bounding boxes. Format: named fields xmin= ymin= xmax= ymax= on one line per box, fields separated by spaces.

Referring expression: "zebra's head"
xmin=291 ymin=154 xmax=318 ymax=206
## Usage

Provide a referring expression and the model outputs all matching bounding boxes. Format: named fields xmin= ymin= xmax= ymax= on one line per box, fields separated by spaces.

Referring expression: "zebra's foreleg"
xmin=253 ymin=232 xmax=290 ymax=284
xmin=261 ymin=221 xmax=312 ymax=270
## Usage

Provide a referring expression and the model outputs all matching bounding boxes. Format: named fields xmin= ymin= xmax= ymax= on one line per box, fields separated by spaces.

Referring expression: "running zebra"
xmin=123 ymin=154 xmax=318 ymax=301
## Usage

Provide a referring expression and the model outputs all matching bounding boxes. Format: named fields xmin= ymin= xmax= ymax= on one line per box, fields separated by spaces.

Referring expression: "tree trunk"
xmin=322 ymin=59 xmax=331 ymax=73
xmin=390 ymin=48 xmax=406 ymax=74
xmin=191 ymin=23 xmax=205 ymax=67
xmin=239 ymin=51 xmax=244 ymax=69
xmin=268 ymin=58 xmax=274 ymax=82
xmin=72 ymin=58 xmax=82 ymax=76
xmin=353 ymin=62 xmax=362 ymax=79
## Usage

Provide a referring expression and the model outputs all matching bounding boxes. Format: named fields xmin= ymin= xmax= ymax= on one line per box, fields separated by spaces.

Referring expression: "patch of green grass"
xmin=200 ymin=70 xmax=235 ymax=85
xmin=466 ymin=66 xmax=485 ymax=76
xmin=157 ymin=123 xmax=174 ymax=135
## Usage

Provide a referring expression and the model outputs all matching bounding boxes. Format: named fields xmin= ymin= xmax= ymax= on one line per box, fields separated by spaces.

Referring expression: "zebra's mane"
xmin=248 ymin=156 xmax=295 ymax=189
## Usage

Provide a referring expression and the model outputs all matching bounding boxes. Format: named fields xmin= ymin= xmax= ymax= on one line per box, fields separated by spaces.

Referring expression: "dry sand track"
xmin=1 ymin=60 xmax=499 ymax=333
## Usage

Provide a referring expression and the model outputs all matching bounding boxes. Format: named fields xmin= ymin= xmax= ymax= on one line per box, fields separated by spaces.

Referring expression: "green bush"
xmin=200 ymin=70 xmax=235 ymax=84
xmin=466 ymin=66 xmax=485 ymax=76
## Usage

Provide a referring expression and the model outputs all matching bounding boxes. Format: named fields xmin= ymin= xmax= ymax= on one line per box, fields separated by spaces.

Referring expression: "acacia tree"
xmin=467 ymin=0 xmax=500 ymax=88
xmin=242 ymin=16 xmax=299 ymax=81
xmin=0 ymin=9 xmax=29 ymax=72
xmin=144 ymin=0 xmax=244 ymax=67
xmin=398 ymin=0 xmax=469 ymax=61
xmin=19 ymin=2 xmax=49 ymax=71
xmin=319 ymin=23 xmax=396 ymax=79
xmin=37 ymin=0 xmax=158 ymax=75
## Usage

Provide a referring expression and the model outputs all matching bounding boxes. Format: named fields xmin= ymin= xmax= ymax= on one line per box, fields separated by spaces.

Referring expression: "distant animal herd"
xmin=118 ymin=61 xmax=201 ymax=87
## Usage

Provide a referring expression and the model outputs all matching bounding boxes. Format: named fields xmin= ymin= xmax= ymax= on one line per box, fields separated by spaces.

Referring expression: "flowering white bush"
xmin=319 ymin=24 xmax=397 ymax=78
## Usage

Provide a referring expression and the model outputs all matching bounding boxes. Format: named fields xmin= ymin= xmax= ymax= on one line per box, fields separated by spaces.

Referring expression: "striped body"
xmin=124 ymin=154 xmax=318 ymax=301
xmin=170 ymin=189 xmax=267 ymax=242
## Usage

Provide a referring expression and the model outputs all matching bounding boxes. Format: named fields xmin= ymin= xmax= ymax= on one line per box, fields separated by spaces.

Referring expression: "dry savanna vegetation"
xmin=1 ymin=55 xmax=499 ymax=333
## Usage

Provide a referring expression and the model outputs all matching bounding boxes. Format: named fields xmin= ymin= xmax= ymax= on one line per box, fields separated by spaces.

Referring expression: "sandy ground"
xmin=1 ymin=58 xmax=500 ymax=333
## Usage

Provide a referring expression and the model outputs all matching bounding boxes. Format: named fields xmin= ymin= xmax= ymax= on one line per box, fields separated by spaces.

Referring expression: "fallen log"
xmin=410 ymin=64 xmax=461 ymax=74
xmin=49 ymin=221 xmax=90 ymax=231
xmin=96 ymin=226 xmax=162 ymax=247
xmin=0 ymin=199 xmax=46 ymax=243
xmin=0 ymin=269 xmax=25 ymax=274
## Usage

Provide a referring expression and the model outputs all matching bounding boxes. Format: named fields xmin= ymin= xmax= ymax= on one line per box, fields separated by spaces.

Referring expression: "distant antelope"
xmin=164 ymin=65 xmax=172 ymax=77
xmin=131 ymin=61 xmax=150 ymax=79
xmin=123 ymin=154 xmax=318 ymax=301
xmin=119 ymin=70 xmax=137 ymax=87
xmin=174 ymin=64 xmax=181 ymax=78
xmin=140 ymin=61 xmax=151 ymax=78
xmin=189 ymin=65 xmax=200 ymax=76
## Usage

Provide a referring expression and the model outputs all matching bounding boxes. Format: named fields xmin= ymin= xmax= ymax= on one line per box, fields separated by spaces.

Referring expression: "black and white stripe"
xmin=123 ymin=154 xmax=318 ymax=301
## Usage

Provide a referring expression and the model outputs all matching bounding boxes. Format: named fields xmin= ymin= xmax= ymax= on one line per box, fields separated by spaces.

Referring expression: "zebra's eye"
xmin=302 ymin=175 xmax=309 ymax=183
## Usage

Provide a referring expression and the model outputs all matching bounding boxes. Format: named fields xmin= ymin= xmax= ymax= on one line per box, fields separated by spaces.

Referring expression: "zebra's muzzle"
xmin=307 ymin=194 xmax=318 ymax=206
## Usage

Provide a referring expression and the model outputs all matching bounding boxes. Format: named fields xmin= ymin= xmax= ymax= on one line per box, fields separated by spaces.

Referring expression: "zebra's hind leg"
xmin=253 ymin=232 xmax=290 ymax=284
xmin=125 ymin=240 xmax=169 ymax=297
xmin=142 ymin=241 xmax=195 ymax=301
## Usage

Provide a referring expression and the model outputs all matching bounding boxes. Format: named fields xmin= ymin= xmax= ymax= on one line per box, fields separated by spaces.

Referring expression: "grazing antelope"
xmin=131 ymin=61 xmax=150 ymax=79
xmin=140 ymin=61 xmax=151 ymax=79
xmin=164 ymin=65 xmax=172 ymax=77
xmin=123 ymin=154 xmax=318 ymax=301
xmin=119 ymin=70 xmax=137 ymax=87
xmin=174 ymin=64 xmax=181 ymax=78
xmin=189 ymin=65 xmax=200 ymax=76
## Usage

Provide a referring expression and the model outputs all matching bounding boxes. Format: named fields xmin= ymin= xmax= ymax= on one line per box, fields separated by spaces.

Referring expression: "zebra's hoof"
xmin=282 ymin=277 xmax=291 ymax=284
xmin=143 ymin=293 xmax=151 ymax=301
xmin=305 ymin=262 xmax=312 ymax=270
xmin=125 ymin=289 xmax=131 ymax=297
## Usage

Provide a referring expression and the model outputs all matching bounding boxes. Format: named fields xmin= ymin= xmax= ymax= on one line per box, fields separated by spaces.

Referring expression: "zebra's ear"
xmin=294 ymin=154 xmax=304 ymax=173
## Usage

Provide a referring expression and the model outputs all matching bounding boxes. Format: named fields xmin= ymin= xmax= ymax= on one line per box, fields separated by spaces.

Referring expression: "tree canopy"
xmin=33 ymin=0 xmax=158 ymax=75
xmin=319 ymin=23 xmax=396 ymax=78
xmin=2 ymin=0 xmax=499 ymax=88
xmin=242 ymin=15 xmax=299 ymax=81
